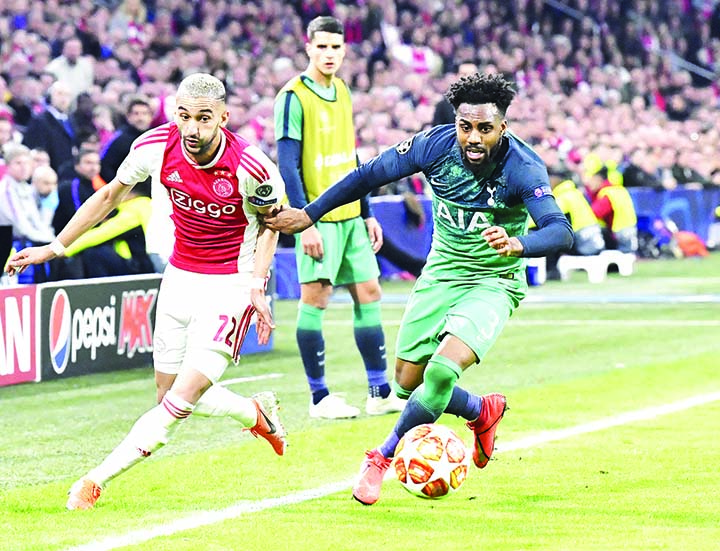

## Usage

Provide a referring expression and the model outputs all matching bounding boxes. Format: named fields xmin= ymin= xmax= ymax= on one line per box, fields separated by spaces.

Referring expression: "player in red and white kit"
xmin=7 ymin=73 xmax=287 ymax=510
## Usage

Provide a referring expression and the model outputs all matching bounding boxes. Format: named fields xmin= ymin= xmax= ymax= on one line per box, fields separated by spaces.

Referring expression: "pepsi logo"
xmin=49 ymin=290 xmax=71 ymax=374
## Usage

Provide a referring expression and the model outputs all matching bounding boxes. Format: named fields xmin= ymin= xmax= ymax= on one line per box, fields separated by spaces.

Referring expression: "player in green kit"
xmin=274 ymin=16 xmax=404 ymax=420
xmin=265 ymin=73 xmax=574 ymax=505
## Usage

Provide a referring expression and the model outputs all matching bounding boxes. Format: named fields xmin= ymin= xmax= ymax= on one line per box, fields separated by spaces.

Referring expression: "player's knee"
xmin=394 ymin=360 xmax=423 ymax=391
xmin=300 ymin=281 xmax=332 ymax=308
xmin=424 ymin=360 xmax=459 ymax=395
xmin=419 ymin=357 xmax=461 ymax=413
xmin=360 ymin=280 xmax=382 ymax=302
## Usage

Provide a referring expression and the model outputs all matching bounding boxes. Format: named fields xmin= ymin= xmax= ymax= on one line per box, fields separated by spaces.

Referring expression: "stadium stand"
xmin=0 ymin=0 xmax=718 ymax=283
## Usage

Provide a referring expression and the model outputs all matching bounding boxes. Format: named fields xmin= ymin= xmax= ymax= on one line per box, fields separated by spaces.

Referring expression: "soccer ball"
xmin=394 ymin=423 xmax=471 ymax=499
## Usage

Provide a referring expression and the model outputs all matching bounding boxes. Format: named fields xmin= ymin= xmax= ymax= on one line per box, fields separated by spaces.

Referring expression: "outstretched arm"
xmin=265 ymin=141 xmax=422 ymax=233
xmin=6 ymin=179 xmax=133 ymax=275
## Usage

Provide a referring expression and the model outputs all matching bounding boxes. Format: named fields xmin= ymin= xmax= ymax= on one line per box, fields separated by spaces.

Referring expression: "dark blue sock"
xmin=444 ymin=385 xmax=482 ymax=421
xmin=297 ymin=329 xmax=328 ymax=404
xmin=379 ymin=390 xmax=437 ymax=458
xmin=296 ymin=303 xmax=327 ymax=405
xmin=353 ymin=302 xmax=389 ymax=397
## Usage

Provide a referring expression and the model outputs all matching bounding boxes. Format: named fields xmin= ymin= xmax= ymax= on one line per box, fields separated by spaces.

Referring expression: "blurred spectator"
xmin=585 ymin=167 xmax=639 ymax=253
xmin=30 ymin=148 xmax=51 ymax=168
xmin=31 ymin=164 xmax=59 ymax=227
xmin=0 ymin=143 xmax=55 ymax=246
xmin=100 ymin=95 xmax=153 ymax=183
xmin=0 ymin=112 xmax=19 ymax=149
xmin=0 ymin=75 xmax=9 ymax=113
xmin=71 ymin=92 xmax=99 ymax=144
xmin=92 ymin=104 xmax=118 ymax=150
xmin=52 ymin=148 xmax=102 ymax=236
xmin=380 ymin=20 xmax=443 ymax=76
xmin=108 ymin=0 xmax=148 ymax=45
xmin=671 ymin=149 xmax=713 ymax=188
xmin=44 ymin=37 xmax=95 ymax=99
xmin=51 ymin=147 xmax=103 ymax=279
xmin=22 ymin=81 xmax=75 ymax=173
xmin=56 ymin=133 xmax=104 ymax=184
xmin=621 ymin=149 xmax=664 ymax=190
xmin=0 ymin=113 xmax=20 ymax=180
xmin=6 ymin=75 xmax=46 ymax=132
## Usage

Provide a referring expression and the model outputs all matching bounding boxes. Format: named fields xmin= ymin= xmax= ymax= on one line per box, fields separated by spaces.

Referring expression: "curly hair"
xmin=445 ymin=73 xmax=517 ymax=117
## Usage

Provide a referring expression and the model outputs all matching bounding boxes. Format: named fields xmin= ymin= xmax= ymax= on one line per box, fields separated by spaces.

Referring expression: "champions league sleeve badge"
xmin=248 ymin=183 xmax=278 ymax=206
xmin=395 ymin=136 xmax=414 ymax=155
xmin=533 ymin=185 xmax=552 ymax=197
xmin=255 ymin=184 xmax=273 ymax=198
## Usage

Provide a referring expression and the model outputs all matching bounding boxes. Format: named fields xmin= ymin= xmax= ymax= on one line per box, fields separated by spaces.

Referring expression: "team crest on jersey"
xmin=395 ymin=137 xmax=414 ymax=155
xmin=534 ymin=185 xmax=552 ymax=198
xmin=213 ymin=178 xmax=234 ymax=198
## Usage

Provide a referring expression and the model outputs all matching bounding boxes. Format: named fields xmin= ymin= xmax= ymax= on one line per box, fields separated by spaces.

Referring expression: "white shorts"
xmin=153 ymin=264 xmax=257 ymax=383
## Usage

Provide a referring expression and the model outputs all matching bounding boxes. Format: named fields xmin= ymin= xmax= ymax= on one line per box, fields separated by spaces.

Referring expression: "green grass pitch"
xmin=2 ymin=254 xmax=719 ymax=551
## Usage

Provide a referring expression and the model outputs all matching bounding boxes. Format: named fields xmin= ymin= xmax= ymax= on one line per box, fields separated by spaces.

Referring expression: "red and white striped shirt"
xmin=117 ymin=122 xmax=284 ymax=274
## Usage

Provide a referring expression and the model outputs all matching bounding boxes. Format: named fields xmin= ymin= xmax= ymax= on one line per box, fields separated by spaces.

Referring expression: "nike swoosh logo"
xmin=260 ymin=409 xmax=276 ymax=434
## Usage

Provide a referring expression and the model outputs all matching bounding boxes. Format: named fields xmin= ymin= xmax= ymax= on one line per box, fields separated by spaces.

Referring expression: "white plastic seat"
xmin=557 ymin=251 xmax=635 ymax=283
xmin=598 ymin=250 xmax=636 ymax=277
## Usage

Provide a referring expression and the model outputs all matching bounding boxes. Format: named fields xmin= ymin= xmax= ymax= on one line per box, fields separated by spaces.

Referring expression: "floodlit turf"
xmin=1 ymin=254 xmax=719 ymax=551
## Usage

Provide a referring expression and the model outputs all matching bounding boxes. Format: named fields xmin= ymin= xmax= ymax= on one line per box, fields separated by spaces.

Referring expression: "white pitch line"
xmin=498 ymin=391 xmax=720 ymax=452
xmin=65 ymin=390 xmax=720 ymax=551
xmin=65 ymin=480 xmax=354 ymax=551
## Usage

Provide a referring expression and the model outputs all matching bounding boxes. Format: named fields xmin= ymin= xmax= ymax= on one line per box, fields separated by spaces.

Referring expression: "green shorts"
xmin=295 ymin=218 xmax=380 ymax=286
xmin=396 ymin=275 xmax=526 ymax=365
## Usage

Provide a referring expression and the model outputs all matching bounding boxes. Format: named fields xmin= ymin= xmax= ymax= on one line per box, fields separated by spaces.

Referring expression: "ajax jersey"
xmin=117 ymin=123 xmax=284 ymax=275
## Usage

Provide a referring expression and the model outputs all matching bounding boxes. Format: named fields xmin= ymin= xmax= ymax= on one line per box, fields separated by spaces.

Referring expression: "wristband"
xmin=250 ymin=277 xmax=267 ymax=291
xmin=49 ymin=239 xmax=66 ymax=257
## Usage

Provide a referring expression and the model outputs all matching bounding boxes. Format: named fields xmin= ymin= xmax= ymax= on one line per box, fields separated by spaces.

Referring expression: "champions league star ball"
xmin=394 ymin=423 xmax=471 ymax=499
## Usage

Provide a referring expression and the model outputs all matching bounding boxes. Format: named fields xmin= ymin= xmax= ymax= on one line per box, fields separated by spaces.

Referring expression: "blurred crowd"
xmin=1 ymin=0 xmax=719 ymax=282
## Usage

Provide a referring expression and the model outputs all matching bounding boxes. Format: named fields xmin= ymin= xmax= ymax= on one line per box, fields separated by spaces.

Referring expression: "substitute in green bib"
xmin=273 ymin=16 xmax=404 ymax=420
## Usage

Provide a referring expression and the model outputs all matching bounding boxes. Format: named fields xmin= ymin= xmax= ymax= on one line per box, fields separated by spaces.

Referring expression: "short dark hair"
xmin=74 ymin=147 xmax=98 ymax=165
xmin=307 ymin=16 xmax=344 ymax=40
xmin=445 ymin=73 xmax=517 ymax=117
xmin=125 ymin=95 xmax=152 ymax=115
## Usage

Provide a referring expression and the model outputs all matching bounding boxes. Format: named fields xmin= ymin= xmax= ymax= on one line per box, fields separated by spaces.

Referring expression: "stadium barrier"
xmin=0 ymin=274 xmax=273 ymax=387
